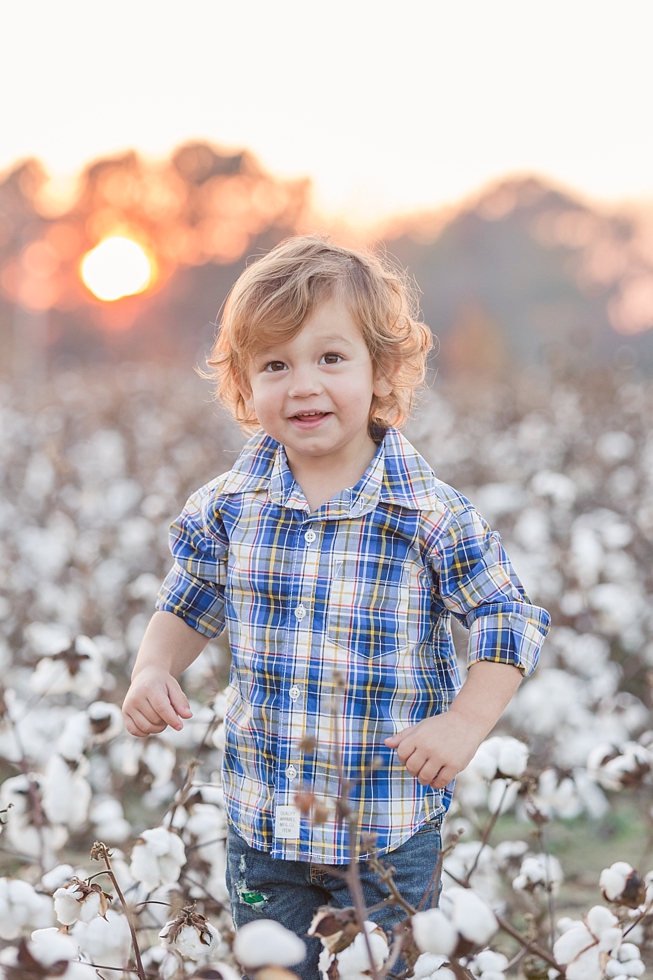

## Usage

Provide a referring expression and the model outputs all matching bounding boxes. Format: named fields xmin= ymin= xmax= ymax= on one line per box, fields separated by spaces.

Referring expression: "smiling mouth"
xmin=289 ymin=410 xmax=331 ymax=424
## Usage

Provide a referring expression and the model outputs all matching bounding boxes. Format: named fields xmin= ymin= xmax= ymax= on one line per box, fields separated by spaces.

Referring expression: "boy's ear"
xmin=235 ymin=369 xmax=255 ymax=410
xmin=373 ymin=363 xmax=398 ymax=398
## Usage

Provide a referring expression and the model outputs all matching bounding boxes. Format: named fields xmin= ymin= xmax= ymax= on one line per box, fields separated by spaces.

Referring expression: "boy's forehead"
xmin=255 ymin=327 xmax=359 ymax=355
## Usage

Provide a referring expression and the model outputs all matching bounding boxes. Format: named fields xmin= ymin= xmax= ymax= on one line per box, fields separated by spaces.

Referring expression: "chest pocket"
xmin=327 ymin=558 xmax=410 ymax=659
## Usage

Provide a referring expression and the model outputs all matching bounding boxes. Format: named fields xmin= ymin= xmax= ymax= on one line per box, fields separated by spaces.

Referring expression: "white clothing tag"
xmin=275 ymin=804 xmax=301 ymax=839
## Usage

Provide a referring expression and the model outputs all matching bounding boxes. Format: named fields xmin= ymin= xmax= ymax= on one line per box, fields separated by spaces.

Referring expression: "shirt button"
xmin=304 ymin=529 xmax=316 ymax=544
xmin=289 ymin=685 xmax=300 ymax=701
xmin=286 ymin=765 xmax=298 ymax=781
xmin=294 ymin=603 xmax=306 ymax=621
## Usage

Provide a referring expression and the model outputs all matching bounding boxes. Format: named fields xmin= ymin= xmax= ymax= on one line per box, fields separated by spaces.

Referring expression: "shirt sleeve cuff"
xmin=156 ymin=562 xmax=226 ymax=639
xmin=466 ymin=605 xmax=550 ymax=676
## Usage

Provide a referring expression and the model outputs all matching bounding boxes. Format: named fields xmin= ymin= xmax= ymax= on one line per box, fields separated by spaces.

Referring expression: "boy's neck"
xmin=284 ymin=436 xmax=379 ymax=512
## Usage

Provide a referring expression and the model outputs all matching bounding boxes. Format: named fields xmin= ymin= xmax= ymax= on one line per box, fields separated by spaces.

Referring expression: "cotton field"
xmin=0 ymin=364 xmax=652 ymax=980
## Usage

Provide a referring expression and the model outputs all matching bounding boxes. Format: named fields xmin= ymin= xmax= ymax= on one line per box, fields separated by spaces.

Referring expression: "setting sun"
xmin=81 ymin=236 xmax=152 ymax=301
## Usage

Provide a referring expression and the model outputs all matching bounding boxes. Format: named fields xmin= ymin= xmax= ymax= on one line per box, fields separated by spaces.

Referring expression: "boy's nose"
xmin=288 ymin=367 xmax=323 ymax=398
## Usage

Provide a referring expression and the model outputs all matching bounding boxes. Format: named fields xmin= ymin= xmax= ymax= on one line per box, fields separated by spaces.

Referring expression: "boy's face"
xmin=239 ymin=296 xmax=390 ymax=471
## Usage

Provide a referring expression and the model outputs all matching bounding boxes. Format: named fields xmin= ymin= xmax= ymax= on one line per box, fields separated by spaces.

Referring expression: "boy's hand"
xmin=385 ymin=661 xmax=523 ymax=789
xmin=384 ymin=710 xmax=483 ymax=789
xmin=122 ymin=666 xmax=193 ymax=737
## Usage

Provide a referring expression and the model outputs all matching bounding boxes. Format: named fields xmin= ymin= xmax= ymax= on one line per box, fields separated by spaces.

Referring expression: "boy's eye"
xmin=264 ymin=361 xmax=286 ymax=372
xmin=321 ymin=352 xmax=343 ymax=365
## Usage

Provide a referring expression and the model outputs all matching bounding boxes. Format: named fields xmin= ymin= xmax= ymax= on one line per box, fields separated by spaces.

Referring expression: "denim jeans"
xmin=225 ymin=820 xmax=442 ymax=980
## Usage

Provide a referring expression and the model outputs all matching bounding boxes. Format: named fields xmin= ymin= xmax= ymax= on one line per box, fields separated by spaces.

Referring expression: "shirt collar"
xmin=221 ymin=427 xmax=439 ymax=516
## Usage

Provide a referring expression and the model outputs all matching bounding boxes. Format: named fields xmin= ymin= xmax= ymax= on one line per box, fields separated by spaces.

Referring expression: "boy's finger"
xmin=149 ymin=695 xmax=185 ymax=730
xmin=384 ymin=727 xmax=411 ymax=746
xmin=168 ymin=682 xmax=193 ymax=718
xmin=430 ymin=765 xmax=456 ymax=789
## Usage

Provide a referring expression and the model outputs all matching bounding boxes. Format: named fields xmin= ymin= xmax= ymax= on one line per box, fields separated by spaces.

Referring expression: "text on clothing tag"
xmin=275 ymin=804 xmax=301 ymax=839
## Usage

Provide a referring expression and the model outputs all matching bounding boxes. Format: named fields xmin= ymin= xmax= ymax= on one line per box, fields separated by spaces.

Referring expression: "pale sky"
xmin=2 ymin=0 xmax=653 ymax=223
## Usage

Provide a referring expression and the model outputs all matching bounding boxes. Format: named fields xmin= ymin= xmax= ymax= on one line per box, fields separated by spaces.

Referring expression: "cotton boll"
xmin=57 ymin=713 xmax=91 ymax=761
xmin=30 ymin=636 xmax=105 ymax=698
xmin=233 ymin=919 xmax=307 ymax=968
xmin=71 ymin=908 xmax=132 ymax=969
xmin=331 ymin=922 xmax=388 ymax=979
xmin=54 ymin=887 xmax=85 ymax=926
xmin=87 ymin=702 xmax=123 ymax=742
xmin=471 ymin=950 xmax=509 ymax=976
xmin=600 ymin=862 xmax=646 ymax=908
xmin=142 ymin=739 xmax=177 ymax=788
xmin=554 ymin=908 xmax=622 ymax=980
xmin=532 ymin=769 xmax=583 ymax=820
xmin=41 ymin=865 xmax=75 ymax=892
xmin=467 ymin=737 xmax=528 ymax=782
xmin=494 ymin=840 xmax=529 ymax=871
xmin=0 ymin=878 xmax=54 ymax=939
xmin=130 ymin=827 xmax=186 ymax=890
xmin=557 ymin=917 xmax=579 ymax=934
xmin=617 ymin=944 xmax=642 ymax=963
xmin=159 ymin=909 xmax=220 ymax=961
xmin=157 ymin=950 xmax=185 ymax=980
xmin=468 ymin=739 xmax=502 ymax=781
xmin=441 ymin=887 xmax=499 ymax=946
xmin=487 ymin=778 xmax=519 ymax=815
xmin=512 ymin=854 xmax=563 ymax=897
xmin=41 ymin=754 xmax=92 ymax=830
xmin=412 ymin=953 xmax=450 ymax=978
xmin=496 ymin=738 xmax=529 ymax=777
xmin=411 ymin=909 xmax=457 ymax=956
xmin=587 ymin=742 xmax=652 ymax=791
xmin=605 ymin=960 xmax=645 ymax=978
xmin=54 ymin=881 xmax=111 ymax=926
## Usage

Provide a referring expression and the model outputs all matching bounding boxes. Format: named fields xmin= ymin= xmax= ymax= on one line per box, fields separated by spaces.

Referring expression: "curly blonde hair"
xmin=206 ymin=235 xmax=433 ymax=432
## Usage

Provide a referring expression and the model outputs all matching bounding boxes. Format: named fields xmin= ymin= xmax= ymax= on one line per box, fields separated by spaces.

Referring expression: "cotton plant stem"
xmin=444 ymin=867 xmax=560 ymax=970
xmin=623 ymin=894 xmax=653 ymax=938
xmin=368 ymin=854 xmax=416 ymax=917
xmin=535 ymin=824 xmax=557 ymax=950
xmin=346 ymin=813 xmax=382 ymax=980
xmin=463 ymin=781 xmax=511 ymax=887
xmin=495 ymin=912 xmax=559 ymax=970
xmin=378 ymin=923 xmax=409 ymax=980
xmin=332 ymin=678 xmax=380 ymax=980
xmin=92 ymin=843 xmax=146 ymax=980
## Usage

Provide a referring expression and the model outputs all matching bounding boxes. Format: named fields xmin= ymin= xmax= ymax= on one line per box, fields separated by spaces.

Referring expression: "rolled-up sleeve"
xmin=430 ymin=503 xmax=550 ymax=676
xmin=156 ymin=483 xmax=229 ymax=638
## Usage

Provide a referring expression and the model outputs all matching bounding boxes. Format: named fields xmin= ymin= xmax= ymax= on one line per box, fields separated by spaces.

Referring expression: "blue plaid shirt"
xmin=157 ymin=428 xmax=550 ymax=863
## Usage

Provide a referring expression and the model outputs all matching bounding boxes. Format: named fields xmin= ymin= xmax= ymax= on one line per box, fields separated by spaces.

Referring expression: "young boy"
xmin=122 ymin=237 xmax=550 ymax=976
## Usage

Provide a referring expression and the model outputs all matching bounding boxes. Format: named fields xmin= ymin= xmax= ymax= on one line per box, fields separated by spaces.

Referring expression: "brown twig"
xmin=443 ymin=867 xmax=560 ymax=970
xmin=91 ymin=841 xmax=146 ymax=980
xmin=463 ymin=781 xmax=511 ymax=886
xmin=367 ymin=853 xmax=416 ymax=917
